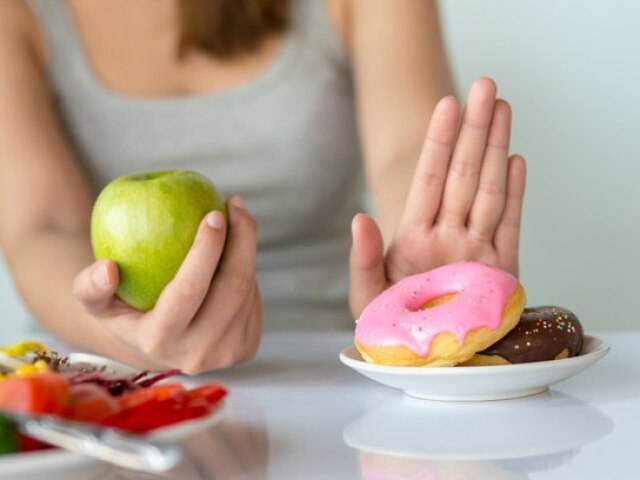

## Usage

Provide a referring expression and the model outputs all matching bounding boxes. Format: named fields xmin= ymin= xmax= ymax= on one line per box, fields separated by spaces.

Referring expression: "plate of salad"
xmin=0 ymin=341 xmax=227 ymax=479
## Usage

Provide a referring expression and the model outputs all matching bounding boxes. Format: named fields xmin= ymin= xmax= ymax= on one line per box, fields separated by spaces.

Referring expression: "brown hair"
xmin=178 ymin=0 xmax=289 ymax=59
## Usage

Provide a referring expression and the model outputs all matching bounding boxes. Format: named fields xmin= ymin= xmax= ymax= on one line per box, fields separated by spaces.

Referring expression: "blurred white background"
xmin=440 ymin=0 xmax=639 ymax=330
xmin=1 ymin=0 xmax=638 ymax=334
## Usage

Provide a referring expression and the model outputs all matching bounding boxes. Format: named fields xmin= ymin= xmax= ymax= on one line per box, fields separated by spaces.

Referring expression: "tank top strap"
xmin=292 ymin=0 xmax=350 ymax=70
xmin=27 ymin=0 xmax=86 ymax=75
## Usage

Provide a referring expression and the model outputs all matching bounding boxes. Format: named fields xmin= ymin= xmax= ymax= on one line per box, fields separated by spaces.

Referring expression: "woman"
xmin=0 ymin=0 xmax=525 ymax=373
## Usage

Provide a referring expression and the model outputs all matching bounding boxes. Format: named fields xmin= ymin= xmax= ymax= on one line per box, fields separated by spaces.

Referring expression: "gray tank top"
xmin=28 ymin=0 xmax=364 ymax=331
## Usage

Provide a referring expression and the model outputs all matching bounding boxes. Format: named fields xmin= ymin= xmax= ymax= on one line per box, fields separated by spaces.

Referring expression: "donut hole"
xmin=420 ymin=293 xmax=459 ymax=310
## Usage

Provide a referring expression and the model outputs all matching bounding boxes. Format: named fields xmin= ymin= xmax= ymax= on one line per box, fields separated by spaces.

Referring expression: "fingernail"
xmin=230 ymin=196 xmax=246 ymax=209
xmin=472 ymin=77 xmax=496 ymax=100
xmin=438 ymin=95 xmax=456 ymax=107
xmin=92 ymin=263 xmax=110 ymax=290
xmin=351 ymin=213 xmax=362 ymax=231
xmin=206 ymin=211 xmax=225 ymax=230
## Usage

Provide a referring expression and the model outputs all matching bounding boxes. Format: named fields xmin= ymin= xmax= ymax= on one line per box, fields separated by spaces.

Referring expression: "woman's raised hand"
xmin=350 ymin=78 xmax=526 ymax=317
xmin=72 ymin=196 xmax=262 ymax=375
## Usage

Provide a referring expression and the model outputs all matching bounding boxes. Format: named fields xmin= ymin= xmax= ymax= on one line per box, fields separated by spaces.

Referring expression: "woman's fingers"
xmin=152 ymin=210 xmax=227 ymax=332
xmin=191 ymin=196 xmax=258 ymax=335
xmin=179 ymin=283 xmax=258 ymax=375
xmin=207 ymin=283 xmax=261 ymax=371
xmin=468 ymin=99 xmax=512 ymax=241
xmin=349 ymin=213 xmax=386 ymax=318
xmin=238 ymin=286 xmax=263 ymax=363
xmin=175 ymin=197 xmax=259 ymax=374
xmin=439 ymin=78 xmax=497 ymax=227
xmin=73 ymin=259 xmax=119 ymax=316
xmin=242 ymin=282 xmax=263 ymax=362
xmin=401 ymin=96 xmax=460 ymax=227
xmin=495 ymin=154 xmax=527 ymax=276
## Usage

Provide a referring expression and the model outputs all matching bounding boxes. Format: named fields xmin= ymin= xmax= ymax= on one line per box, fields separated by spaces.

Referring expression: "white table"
xmin=4 ymin=329 xmax=638 ymax=479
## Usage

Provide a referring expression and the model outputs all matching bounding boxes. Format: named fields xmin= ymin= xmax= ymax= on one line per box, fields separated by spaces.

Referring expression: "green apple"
xmin=90 ymin=170 xmax=226 ymax=311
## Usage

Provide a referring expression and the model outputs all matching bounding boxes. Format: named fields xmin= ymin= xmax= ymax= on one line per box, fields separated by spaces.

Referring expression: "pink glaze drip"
xmin=355 ymin=261 xmax=518 ymax=357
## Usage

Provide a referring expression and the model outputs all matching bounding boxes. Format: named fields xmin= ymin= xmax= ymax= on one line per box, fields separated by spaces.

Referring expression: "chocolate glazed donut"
xmin=463 ymin=306 xmax=584 ymax=366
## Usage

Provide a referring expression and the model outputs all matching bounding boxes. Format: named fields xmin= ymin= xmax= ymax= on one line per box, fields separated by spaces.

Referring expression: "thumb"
xmin=349 ymin=213 xmax=387 ymax=319
xmin=73 ymin=260 xmax=119 ymax=315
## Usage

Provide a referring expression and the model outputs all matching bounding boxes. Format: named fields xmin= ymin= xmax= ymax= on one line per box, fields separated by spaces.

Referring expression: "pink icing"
xmin=355 ymin=261 xmax=518 ymax=356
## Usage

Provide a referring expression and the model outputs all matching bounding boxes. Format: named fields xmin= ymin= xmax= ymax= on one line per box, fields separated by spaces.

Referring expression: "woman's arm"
xmin=348 ymin=0 xmax=455 ymax=242
xmin=0 ymin=4 xmax=260 ymax=373
xmin=0 ymin=2 xmax=106 ymax=348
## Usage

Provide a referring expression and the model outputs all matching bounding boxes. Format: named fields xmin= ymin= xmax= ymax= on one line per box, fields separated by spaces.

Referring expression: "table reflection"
xmin=106 ymin=398 xmax=268 ymax=480
xmin=359 ymin=453 xmax=527 ymax=480
xmin=344 ymin=391 xmax=613 ymax=479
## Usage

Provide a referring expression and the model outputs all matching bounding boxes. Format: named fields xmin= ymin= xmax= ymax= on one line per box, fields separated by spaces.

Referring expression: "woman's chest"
xmin=62 ymin=0 xmax=345 ymax=99
xmin=54 ymin=50 xmax=362 ymax=245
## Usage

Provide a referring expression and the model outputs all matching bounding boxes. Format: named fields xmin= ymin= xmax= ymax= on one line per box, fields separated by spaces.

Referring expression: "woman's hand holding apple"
xmin=349 ymin=78 xmax=527 ymax=317
xmin=73 ymin=196 xmax=262 ymax=375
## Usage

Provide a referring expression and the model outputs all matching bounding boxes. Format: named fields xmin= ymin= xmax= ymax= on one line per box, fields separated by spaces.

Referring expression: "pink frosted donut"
xmin=354 ymin=261 xmax=526 ymax=367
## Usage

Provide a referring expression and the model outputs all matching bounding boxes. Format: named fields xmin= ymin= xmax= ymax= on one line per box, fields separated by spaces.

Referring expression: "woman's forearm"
xmin=349 ymin=0 xmax=455 ymax=244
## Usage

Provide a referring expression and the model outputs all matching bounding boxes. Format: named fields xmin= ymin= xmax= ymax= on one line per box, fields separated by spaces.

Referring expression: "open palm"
xmin=350 ymin=78 xmax=526 ymax=317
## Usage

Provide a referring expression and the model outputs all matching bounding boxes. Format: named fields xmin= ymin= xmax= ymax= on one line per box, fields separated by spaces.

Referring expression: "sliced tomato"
xmin=0 ymin=372 xmax=69 ymax=415
xmin=102 ymin=400 xmax=210 ymax=433
xmin=117 ymin=383 xmax=185 ymax=410
xmin=17 ymin=433 xmax=50 ymax=453
xmin=101 ymin=382 xmax=226 ymax=433
xmin=67 ymin=384 xmax=120 ymax=423
xmin=183 ymin=384 xmax=227 ymax=406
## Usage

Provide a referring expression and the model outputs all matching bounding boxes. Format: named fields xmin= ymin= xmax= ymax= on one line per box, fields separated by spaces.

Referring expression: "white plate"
xmin=340 ymin=335 xmax=610 ymax=401
xmin=0 ymin=353 xmax=225 ymax=480
xmin=66 ymin=352 xmax=140 ymax=375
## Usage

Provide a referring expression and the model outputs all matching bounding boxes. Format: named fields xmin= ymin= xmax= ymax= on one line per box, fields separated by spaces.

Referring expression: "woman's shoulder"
xmin=0 ymin=0 xmax=47 ymax=66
